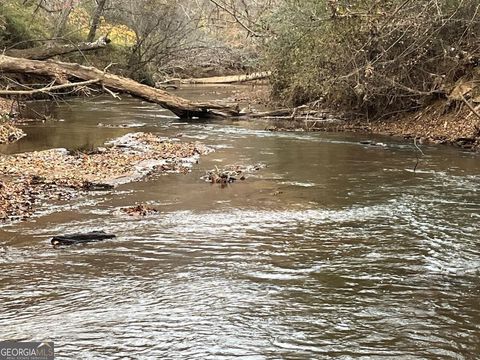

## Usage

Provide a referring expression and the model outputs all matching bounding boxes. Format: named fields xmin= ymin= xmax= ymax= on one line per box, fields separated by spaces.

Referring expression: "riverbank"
xmin=259 ymin=99 xmax=480 ymax=151
xmin=317 ymin=107 xmax=479 ymax=151
xmin=366 ymin=102 xmax=480 ymax=151
xmin=0 ymin=132 xmax=211 ymax=223
xmin=0 ymin=98 xmax=25 ymax=144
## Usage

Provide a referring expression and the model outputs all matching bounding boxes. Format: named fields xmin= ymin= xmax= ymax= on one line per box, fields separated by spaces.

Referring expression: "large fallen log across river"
xmin=0 ymin=55 xmax=241 ymax=118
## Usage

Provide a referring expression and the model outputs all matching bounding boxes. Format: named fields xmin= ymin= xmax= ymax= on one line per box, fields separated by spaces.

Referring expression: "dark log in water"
xmin=51 ymin=231 xmax=116 ymax=245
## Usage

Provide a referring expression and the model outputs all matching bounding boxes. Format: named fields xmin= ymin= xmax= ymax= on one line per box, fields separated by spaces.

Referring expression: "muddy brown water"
xmin=0 ymin=86 xmax=479 ymax=359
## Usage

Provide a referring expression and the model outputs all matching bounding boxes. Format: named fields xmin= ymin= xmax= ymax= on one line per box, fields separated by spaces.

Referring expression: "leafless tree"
xmin=87 ymin=0 xmax=108 ymax=42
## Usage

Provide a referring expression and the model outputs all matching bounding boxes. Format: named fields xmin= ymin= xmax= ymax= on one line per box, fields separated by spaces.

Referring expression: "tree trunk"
xmin=5 ymin=37 xmax=110 ymax=60
xmin=54 ymin=0 xmax=74 ymax=37
xmin=87 ymin=0 xmax=108 ymax=42
xmin=0 ymin=55 xmax=240 ymax=118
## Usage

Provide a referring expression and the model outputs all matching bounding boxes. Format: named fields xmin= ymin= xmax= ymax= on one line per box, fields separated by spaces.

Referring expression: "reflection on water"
xmin=0 ymin=89 xmax=479 ymax=359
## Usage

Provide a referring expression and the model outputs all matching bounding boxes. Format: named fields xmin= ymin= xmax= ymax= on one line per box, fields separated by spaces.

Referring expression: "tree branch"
xmin=0 ymin=79 xmax=100 ymax=95
xmin=4 ymin=37 xmax=110 ymax=60
xmin=208 ymin=0 xmax=261 ymax=37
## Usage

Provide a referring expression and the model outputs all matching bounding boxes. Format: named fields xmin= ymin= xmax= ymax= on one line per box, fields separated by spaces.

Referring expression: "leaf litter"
xmin=202 ymin=163 xmax=266 ymax=185
xmin=0 ymin=132 xmax=211 ymax=223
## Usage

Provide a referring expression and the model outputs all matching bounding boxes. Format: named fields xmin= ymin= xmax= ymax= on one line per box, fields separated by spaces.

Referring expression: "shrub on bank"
xmin=0 ymin=1 xmax=48 ymax=49
xmin=266 ymin=0 xmax=480 ymax=116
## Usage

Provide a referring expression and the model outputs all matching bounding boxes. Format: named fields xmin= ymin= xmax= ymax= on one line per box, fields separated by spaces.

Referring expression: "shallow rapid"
xmin=1 ymin=87 xmax=479 ymax=359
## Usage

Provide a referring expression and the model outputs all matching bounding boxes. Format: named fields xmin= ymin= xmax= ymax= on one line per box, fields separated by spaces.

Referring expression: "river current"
xmin=0 ymin=87 xmax=479 ymax=359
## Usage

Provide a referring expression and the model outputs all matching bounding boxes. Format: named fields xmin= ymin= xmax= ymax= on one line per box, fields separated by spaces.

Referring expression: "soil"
xmin=367 ymin=102 xmax=480 ymax=150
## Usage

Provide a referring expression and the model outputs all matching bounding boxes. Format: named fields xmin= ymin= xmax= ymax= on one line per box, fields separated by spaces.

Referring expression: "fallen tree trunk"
xmin=177 ymin=71 xmax=271 ymax=85
xmin=4 ymin=37 xmax=110 ymax=60
xmin=0 ymin=55 xmax=240 ymax=118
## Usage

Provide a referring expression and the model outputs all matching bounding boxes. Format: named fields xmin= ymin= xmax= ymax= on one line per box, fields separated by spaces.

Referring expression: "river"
xmin=0 ymin=86 xmax=479 ymax=359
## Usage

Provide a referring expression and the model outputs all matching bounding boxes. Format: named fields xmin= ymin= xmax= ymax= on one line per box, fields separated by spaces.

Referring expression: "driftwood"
xmin=0 ymin=79 xmax=100 ymax=96
xmin=247 ymin=108 xmax=293 ymax=118
xmin=246 ymin=105 xmax=331 ymax=119
xmin=180 ymin=71 xmax=271 ymax=85
xmin=0 ymin=55 xmax=240 ymax=118
xmin=51 ymin=231 xmax=116 ymax=245
xmin=4 ymin=37 xmax=110 ymax=60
